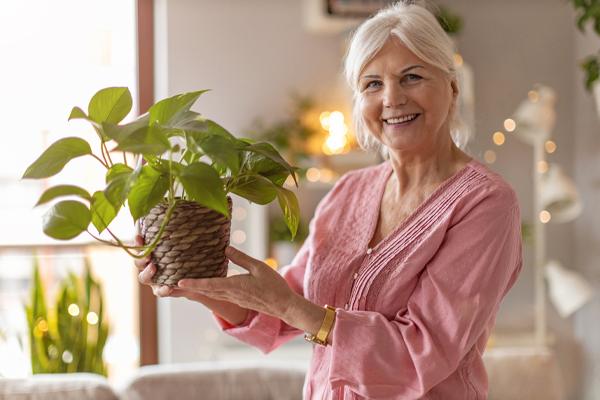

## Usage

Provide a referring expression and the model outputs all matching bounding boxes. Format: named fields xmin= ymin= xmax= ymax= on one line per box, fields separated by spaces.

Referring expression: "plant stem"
xmin=123 ymin=152 xmax=128 ymax=166
xmin=91 ymin=154 xmax=109 ymax=169
xmin=102 ymin=142 xmax=113 ymax=166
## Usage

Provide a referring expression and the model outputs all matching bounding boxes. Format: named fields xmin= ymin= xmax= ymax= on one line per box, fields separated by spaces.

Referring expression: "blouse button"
xmin=353 ymin=272 xmax=358 ymax=280
xmin=366 ymin=248 xmax=373 ymax=255
xmin=344 ymin=303 xmax=349 ymax=309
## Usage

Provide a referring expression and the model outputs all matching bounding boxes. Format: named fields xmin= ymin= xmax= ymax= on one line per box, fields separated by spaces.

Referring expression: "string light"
xmin=232 ymin=230 xmax=247 ymax=244
xmin=68 ymin=303 xmax=80 ymax=317
xmin=545 ymin=140 xmax=557 ymax=154
xmin=504 ymin=118 xmax=516 ymax=132
xmin=453 ymin=53 xmax=464 ymax=67
xmin=539 ymin=210 xmax=551 ymax=224
xmin=493 ymin=131 xmax=505 ymax=146
xmin=320 ymin=110 xmax=350 ymax=154
xmin=62 ymin=350 xmax=73 ymax=364
xmin=484 ymin=150 xmax=497 ymax=164
xmin=87 ymin=312 xmax=99 ymax=325
xmin=528 ymin=90 xmax=540 ymax=103
xmin=320 ymin=168 xmax=335 ymax=183
xmin=306 ymin=167 xmax=321 ymax=182
xmin=537 ymin=161 xmax=549 ymax=173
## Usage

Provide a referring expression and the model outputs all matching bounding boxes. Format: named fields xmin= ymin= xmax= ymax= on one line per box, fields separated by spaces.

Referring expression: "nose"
xmin=383 ymin=83 xmax=407 ymax=108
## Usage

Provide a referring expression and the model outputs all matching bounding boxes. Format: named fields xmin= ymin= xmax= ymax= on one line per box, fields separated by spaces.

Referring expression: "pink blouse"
xmin=216 ymin=159 xmax=523 ymax=400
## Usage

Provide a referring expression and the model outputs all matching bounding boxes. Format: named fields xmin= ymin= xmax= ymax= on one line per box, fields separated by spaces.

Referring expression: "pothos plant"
xmin=23 ymin=87 xmax=299 ymax=282
xmin=571 ymin=0 xmax=600 ymax=90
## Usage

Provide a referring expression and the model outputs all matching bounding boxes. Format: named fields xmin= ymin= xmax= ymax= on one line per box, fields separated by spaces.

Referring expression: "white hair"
xmin=343 ymin=1 xmax=470 ymax=154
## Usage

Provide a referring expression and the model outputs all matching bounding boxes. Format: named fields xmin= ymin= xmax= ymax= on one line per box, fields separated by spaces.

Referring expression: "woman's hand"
xmin=133 ymin=235 xmax=250 ymax=325
xmin=177 ymin=246 xmax=303 ymax=322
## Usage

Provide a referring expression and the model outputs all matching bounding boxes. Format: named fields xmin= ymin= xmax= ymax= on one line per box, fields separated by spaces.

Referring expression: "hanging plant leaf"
xmin=229 ymin=174 xmax=278 ymax=205
xmin=276 ymin=186 xmax=300 ymax=240
xmin=88 ymin=87 xmax=132 ymax=125
xmin=42 ymin=200 xmax=91 ymax=240
xmin=112 ymin=125 xmax=171 ymax=155
xmin=149 ymin=90 xmax=209 ymax=126
xmin=179 ymin=162 xmax=229 ymax=216
xmin=90 ymin=191 xmax=117 ymax=233
xmin=35 ymin=185 xmax=92 ymax=207
xmin=22 ymin=137 xmax=92 ymax=179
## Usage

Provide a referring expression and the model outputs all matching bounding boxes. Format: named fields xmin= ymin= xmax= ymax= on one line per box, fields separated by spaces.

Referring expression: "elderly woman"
xmin=136 ymin=2 xmax=522 ymax=399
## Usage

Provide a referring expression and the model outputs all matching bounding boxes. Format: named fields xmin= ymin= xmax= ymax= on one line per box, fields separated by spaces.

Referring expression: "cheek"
xmin=359 ymin=96 xmax=380 ymax=123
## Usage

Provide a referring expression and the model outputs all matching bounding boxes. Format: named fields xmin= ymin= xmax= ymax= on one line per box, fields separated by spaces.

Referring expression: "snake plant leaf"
xmin=22 ymin=137 xmax=92 ymax=179
xmin=42 ymin=200 xmax=92 ymax=240
xmin=90 ymin=191 xmax=117 ymax=233
xmin=88 ymin=87 xmax=132 ymax=125
xmin=179 ymin=162 xmax=229 ymax=216
xmin=35 ymin=185 xmax=92 ymax=207
xmin=275 ymin=186 xmax=299 ymax=240
xmin=112 ymin=125 xmax=171 ymax=155
xmin=229 ymin=174 xmax=278 ymax=205
xmin=149 ymin=90 xmax=209 ymax=126
xmin=127 ymin=165 xmax=170 ymax=220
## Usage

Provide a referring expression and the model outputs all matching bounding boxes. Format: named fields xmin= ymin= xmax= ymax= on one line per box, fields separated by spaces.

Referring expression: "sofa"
xmin=0 ymin=348 xmax=565 ymax=400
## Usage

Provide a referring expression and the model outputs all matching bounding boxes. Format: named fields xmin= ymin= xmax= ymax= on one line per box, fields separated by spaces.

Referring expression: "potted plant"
xmin=22 ymin=87 xmax=299 ymax=286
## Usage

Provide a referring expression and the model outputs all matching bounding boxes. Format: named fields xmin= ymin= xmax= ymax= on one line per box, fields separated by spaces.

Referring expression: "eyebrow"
xmin=360 ymin=64 xmax=425 ymax=80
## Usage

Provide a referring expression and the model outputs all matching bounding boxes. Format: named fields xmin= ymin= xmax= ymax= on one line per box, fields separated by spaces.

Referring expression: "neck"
xmin=386 ymin=139 xmax=469 ymax=196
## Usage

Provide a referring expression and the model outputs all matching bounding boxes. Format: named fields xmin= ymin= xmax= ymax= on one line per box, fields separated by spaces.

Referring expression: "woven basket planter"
xmin=140 ymin=197 xmax=233 ymax=286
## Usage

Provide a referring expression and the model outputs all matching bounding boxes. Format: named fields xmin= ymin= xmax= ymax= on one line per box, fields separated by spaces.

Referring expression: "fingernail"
xmin=178 ymin=280 xmax=187 ymax=288
xmin=225 ymin=246 xmax=234 ymax=256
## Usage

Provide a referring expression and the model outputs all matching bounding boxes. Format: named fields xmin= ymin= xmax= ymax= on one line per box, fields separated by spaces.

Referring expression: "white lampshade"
xmin=540 ymin=164 xmax=582 ymax=223
xmin=545 ymin=260 xmax=595 ymax=318
xmin=511 ymin=85 xmax=557 ymax=145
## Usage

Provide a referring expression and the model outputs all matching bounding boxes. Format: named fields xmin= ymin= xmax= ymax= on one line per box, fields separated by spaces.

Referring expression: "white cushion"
xmin=0 ymin=373 xmax=117 ymax=400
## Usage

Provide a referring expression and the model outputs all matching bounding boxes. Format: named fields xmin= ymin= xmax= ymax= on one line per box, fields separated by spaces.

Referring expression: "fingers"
xmin=225 ymin=246 xmax=265 ymax=274
xmin=138 ymin=263 xmax=156 ymax=285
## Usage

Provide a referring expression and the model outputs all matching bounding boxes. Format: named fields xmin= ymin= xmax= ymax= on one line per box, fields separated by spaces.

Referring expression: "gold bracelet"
xmin=304 ymin=305 xmax=336 ymax=346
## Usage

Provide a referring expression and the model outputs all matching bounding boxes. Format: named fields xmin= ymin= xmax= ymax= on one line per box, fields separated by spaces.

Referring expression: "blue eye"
xmin=404 ymin=74 xmax=422 ymax=82
xmin=364 ymin=80 xmax=382 ymax=90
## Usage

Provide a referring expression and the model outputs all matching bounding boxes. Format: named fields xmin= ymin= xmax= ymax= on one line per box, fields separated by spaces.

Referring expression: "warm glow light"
xmin=545 ymin=140 xmax=557 ymax=154
xmin=264 ymin=258 xmax=278 ymax=269
xmin=232 ymin=207 xmax=247 ymax=221
xmin=325 ymin=135 xmax=347 ymax=154
xmin=484 ymin=150 xmax=497 ymax=164
xmin=453 ymin=53 xmax=464 ymax=67
xmin=87 ymin=312 xmax=99 ymax=325
xmin=232 ymin=230 xmax=247 ymax=244
xmin=320 ymin=168 xmax=335 ymax=183
xmin=62 ymin=350 xmax=73 ymax=364
xmin=319 ymin=111 xmax=331 ymax=130
xmin=68 ymin=303 xmax=80 ymax=317
xmin=306 ymin=167 xmax=321 ymax=182
xmin=284 ymin=175 xmax=296 ymax=187
xmin=492 ymin=131 xmax=505 ymax=146
xmin=540 ymin=210 xmax=551 ymax=223
xmin=537 ymin=160 xmax=549 ymax=173
xmin=528 ymin=90 xmax=539 ymax=103
xmin=320 ymin=110 xmax=351 ymax=155
xmin=37 ymin=319 xmax=48 ymax=332
xmin=504 ymin=119 xmax=516 ymax=132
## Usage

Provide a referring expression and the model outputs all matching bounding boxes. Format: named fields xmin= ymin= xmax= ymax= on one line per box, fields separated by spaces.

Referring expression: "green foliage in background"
xmin=435 ymin=5 xmax=463 ymax=36
xmin=24 ymin=259 xmax=108 ymax=375
xmin=570 ymin=0 xmax=600 ymax=90
xmin=22 ymin=88 xmax=300 ymax=258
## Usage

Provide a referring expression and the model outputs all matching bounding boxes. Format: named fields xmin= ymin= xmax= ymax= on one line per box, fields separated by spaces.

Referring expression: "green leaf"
xmin=102 ymin=114 xmax=150 ymax=143
xmin=68 ymin=107 xmax=88 ymax=121
xmin=276 ymin=186 xmax=300 ymax=240
xmin=241 ymin=151 xmax=291 ymax=186
xmin=104 ymin=164 xmax=135 ymax=210
xmin=229 ymin=174 xmax=277 ymax=205
xmin=42 ymin=200 xmax=91 ymax=240
xmin=127 ymin=165 xmax=170 ymax=220
xmin=179 ymin=162 xmax=228 ymax=216
xmin=149 ymin=90 xmax=209 ymax=126
xmin=112 ymin=125 xmax=171 ymax=155
xmin=106 ymin=163 xmax=133 ymax=184
xmin=88 ymin=87 xmax=132 ymax=124
xmin=242 ymin=142 xmax=297 ymax=185
xmin=22 ymin=137 xmax=92 ymax=179
xmin=35 ymin=185 xmax=92 ymax=207
xmin=90 ymin=191 xmax=117 ymax=233
xmin=198 ymin=135 xmax=240 ymax=174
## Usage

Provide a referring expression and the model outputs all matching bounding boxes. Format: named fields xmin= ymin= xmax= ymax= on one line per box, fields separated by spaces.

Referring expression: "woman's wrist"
xmin=283 ymin=294 xmax=330 ymax=339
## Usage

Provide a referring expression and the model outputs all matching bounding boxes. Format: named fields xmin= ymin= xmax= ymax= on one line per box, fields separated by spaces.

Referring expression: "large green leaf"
xmin=242 ymin=142 xmax=297 ymax=186
xmin=90 ymin=191 xmax=117 ymax=233
xmin=35 ymin=185 xmax=92 ymax=207
xmin=229 ymin=174 xmax=277 ymax=205
xmin=276 ymin=186 xmax=299 ymax=240
xmin=241 ymin=151 xmax=291 ymax=186
xmin=148 ymin=90 xmax=209 ymax=126
xmin=112 ymin=125 xmax=171 ymax=155
xmin=102 ymin=114 xmax=150 ymax=143
xmin=22 ymin=137 xmax=92 ymax=179
xmin=42 ymin=200 xmax=91 ymax=240
xmin=197 ymin=135 xmax=240 ymax=174
xmin=88 ymin=87 xmax=132 ymax=125
xmin=103 ymin=163 xmax=135 ymax=210
xmin=179 ymin=162 xmax=228 ymax=216
xmin=127 ymin=165 xmax=170 ymax=220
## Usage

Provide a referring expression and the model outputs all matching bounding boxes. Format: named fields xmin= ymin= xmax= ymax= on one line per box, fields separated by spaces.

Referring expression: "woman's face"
xmin=358 ymin=37 xmax=458 ymax=156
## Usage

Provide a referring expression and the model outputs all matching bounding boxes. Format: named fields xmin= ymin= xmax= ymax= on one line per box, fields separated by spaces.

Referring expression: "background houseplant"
xmin=570 ymin=0 xmax=600 ymax=90
xmin=25 ymin=259 xmax=108 ymax=375
xmin=22 ymin=87 xmax=300 ymax=284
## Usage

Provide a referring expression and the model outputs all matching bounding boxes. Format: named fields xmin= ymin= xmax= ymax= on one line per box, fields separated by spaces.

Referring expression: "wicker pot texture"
xmin=140 ymin=197 xmax=232 ymax=286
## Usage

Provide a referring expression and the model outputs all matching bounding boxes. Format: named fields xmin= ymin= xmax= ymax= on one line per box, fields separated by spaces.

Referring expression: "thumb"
xmin=225 ymin=246 xmax=265 ymax=274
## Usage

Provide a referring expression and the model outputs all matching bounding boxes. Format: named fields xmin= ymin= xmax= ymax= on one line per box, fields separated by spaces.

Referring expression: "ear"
xmin=450 ymin=80 xmax=459 ymax=99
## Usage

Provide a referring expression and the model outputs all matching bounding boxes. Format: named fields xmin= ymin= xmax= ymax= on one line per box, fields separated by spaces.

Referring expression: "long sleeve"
xmin=327 ymin=186 xmax=523 ymax=399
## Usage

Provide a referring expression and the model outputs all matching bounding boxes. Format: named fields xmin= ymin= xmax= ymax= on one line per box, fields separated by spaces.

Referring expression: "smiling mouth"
xmin=383 ymin=113 xmax=420 ymax=125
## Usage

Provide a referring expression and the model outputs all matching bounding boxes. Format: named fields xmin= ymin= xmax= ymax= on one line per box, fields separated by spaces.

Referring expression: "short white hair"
xmin=344 ymin=1 xmax=470 ymax=154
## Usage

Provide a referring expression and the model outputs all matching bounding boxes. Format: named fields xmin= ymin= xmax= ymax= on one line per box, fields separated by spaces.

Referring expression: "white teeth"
xmin=386 ymin=114 xmax=418 ymax=124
